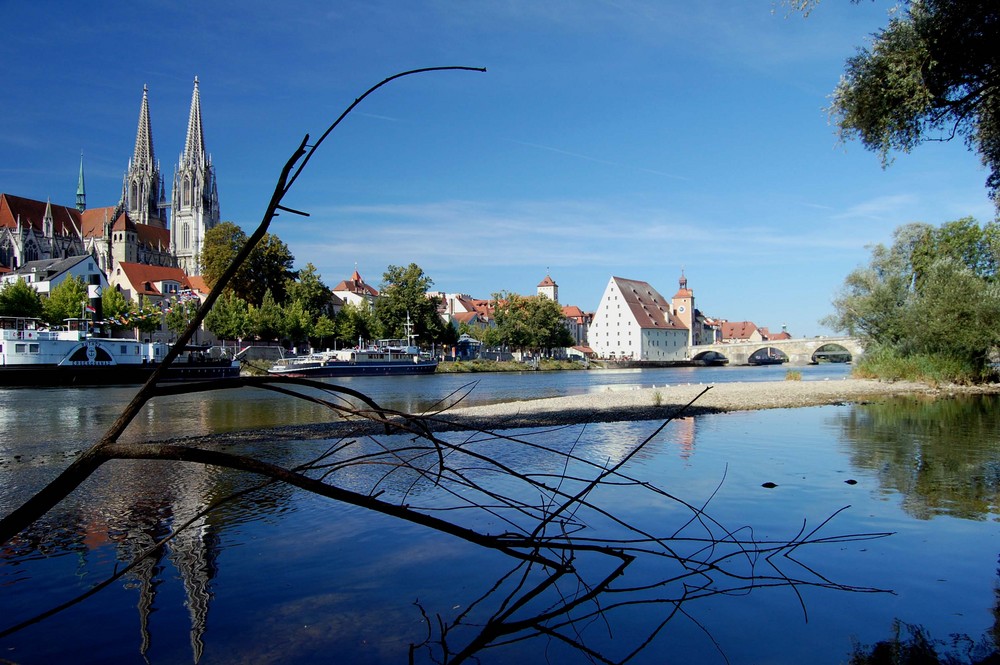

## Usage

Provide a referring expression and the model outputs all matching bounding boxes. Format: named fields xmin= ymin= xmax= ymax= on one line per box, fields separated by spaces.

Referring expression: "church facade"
xmin=0 ymin=79 xmax=220 ymax=278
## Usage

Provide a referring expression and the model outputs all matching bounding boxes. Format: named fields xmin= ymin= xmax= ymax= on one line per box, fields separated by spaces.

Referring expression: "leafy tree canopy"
xmin=0 ymin=278 xmax=43 ymax=318
xmin=492 ymin=292 xmax=573 ymax=353
xmin=799 ymin=0 xmax=1000 ymax=205
xmin=824 ymin=217 xmax=1000 ymax=378
xmin=334 ymin=301 xmax=375 ymax=347
xmin=374 ymin=263 xmax=450 ymax=346
xmin=201 ymin=221 xmax=295 ymax=307
xmin=285 ymin=263 xmax=332 ymax=317
xmin=101 ymin=287 xmax=133 ymax=333
xmin=205 ymin=291 xmax=250 ymax=341
xmin=42 ymin=276 xmax=88 ymax=326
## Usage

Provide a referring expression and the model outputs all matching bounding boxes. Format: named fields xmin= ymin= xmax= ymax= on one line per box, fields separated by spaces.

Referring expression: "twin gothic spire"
xmin=121 ymin=78 xmax=220 ymax=274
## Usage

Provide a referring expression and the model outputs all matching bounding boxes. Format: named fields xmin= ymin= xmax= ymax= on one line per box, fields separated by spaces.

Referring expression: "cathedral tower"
xmin=171 ymin=77 xmax=220 ymax=275
xmin=122 ymin=85 xmax=167 ymax=228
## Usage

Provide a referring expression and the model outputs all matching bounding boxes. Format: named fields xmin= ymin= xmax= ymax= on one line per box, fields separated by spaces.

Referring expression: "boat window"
xmin=15 ymin=343 xmax=26 ymax=353
xmin=29 ymin=344 xmax=39 ymax=353
xmin=120 ymin=345 xmax=129 ymax=354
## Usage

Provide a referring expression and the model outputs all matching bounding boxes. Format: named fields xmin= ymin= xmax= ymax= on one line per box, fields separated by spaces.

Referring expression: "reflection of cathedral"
xmin=95 ymin=462 xmax=220 ymax=663
xmin=0 ymin=79 xmax=219 ymax=277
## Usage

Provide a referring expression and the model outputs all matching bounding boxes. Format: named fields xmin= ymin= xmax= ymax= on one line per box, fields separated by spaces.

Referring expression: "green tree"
xmin=101 ymin=287 xmax=133 ymax=333
xmin=42 ymin=276 xmax=88 ymax=326
xmin=133 ymin=303 xmax=163 ymax=337
xmin=201 ymin=222 xmax=295 ymax=307
xmin=492 ymin=292 xmax=572 ymax=354
xmin=281 ymin=299 xmax=313 ymax=349
xmin=286 ymin=263 xmax=331 ymax=317
xmin=807 ymin=0 xmax=1000 ymax=205
xmin=335 ymin=301 xmax=374 ymax=347
xmin=311 ymin=314 xmax=336 ymax=349
xmin=825 ymin=218 xmax=1000 ymax=379
xmin=374 ymin=263 xmax=449 ymax=346
xmin=205 ymin=291 xmax=250 ymax=341
xmin=526 ymin=295 xmax=574 ymax=352
xmin=249 ymin=289 xmax=284 ymax=342
xmin=0 ymin=278 xmax=43 ymax=318
xmin=166 ymin=298 xmax=201 ymax=341
xmin=201 ymin=221 xmax=248 ymax=292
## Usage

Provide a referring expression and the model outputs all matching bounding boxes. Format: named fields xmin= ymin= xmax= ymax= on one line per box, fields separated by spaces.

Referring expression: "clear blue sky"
xmin=1 ymin=1 xmax=995 ymax=336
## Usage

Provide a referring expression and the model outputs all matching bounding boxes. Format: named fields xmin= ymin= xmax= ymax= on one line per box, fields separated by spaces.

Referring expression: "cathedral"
xmin=0 ymin=78 xmax=220 ymax=277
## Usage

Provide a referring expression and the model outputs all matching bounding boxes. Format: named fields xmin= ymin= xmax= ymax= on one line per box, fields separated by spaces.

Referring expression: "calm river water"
xmin=1 ymin=364 xmax=998 ymax=664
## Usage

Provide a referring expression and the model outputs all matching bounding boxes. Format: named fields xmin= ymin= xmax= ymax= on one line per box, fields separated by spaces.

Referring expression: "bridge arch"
xmin=811 ymin=342 xmax=854 ymax=364
xmin=692 ymin=337 xmax=864 ymax=366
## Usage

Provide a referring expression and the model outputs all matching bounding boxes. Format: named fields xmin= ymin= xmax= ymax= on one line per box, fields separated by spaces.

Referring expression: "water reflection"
xmin=834 ymin=395 xmax=1000 ymax=520
xmin=3 ymin=391 xmax=999 ymax=664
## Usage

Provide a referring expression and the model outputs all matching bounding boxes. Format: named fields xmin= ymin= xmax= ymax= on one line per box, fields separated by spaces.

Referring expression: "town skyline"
xmin=2 ymin=2 xmax=996 ymax=336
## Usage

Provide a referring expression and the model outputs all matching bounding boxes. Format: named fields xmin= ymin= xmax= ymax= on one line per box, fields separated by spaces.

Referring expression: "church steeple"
xmin=133 ymin=84 xmax=155 ymax=170
xmin=182 ymin=77 xmax=206 ymax=169
xmin=76 ymin=151 xmax=86 ymax=212
xmin=122 ymin=84 xmax=165 ymax=228
xmin=171 ymin=76 xmax=220 ymax=275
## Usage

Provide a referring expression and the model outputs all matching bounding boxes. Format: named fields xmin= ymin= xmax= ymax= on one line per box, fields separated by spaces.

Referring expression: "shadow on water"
xmin=835 ymin=395 xmax=1000 ymax=664
xmin=834 ymin=394 xmax=1000 ymax=520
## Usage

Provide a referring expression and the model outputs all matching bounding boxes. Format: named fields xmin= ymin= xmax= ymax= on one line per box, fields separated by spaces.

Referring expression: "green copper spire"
xmin=76 ymin=151 xmax=86 ymax=212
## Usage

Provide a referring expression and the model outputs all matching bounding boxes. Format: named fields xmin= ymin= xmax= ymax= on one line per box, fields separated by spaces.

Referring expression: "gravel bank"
xmin=433 ymin=377 xmax=998 ymax=431
xmin=167 ymin=378 xmax=999 ymax=446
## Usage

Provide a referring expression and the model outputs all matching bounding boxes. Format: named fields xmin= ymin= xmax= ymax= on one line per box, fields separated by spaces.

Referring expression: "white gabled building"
xmin=589 ymin=276 xmax=688 ymax=361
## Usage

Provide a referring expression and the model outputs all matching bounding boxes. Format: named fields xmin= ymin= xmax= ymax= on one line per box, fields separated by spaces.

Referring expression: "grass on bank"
xmin=852 ymin=347 xmax=998 ymax=386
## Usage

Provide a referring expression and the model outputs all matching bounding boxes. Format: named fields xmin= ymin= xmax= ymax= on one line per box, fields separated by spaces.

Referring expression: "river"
xmin=1 ymin=364 xmax=998 ymax=664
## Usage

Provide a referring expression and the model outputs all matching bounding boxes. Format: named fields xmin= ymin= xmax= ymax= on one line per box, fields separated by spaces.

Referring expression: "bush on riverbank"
xmin=852 ymin=346 xmax=997 ymax=385
xmin=437 ymin=359 xmax=592 ymax=373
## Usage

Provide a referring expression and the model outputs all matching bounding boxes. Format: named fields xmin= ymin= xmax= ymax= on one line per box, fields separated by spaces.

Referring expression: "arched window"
xmin=183 ymin=177 xmax=192 ymax=207
xmin=182 ymin=223 xmax=190 ymax=249
xmin=129 ymin=182 xmax=138 ymax=210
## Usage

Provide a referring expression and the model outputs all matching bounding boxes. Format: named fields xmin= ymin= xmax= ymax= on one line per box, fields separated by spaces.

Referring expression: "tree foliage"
xmin=201 ymin=222 xmax=295 ymax=307
xmin=249 ymin=289 xmax=284 ymax=342
xmin=204 ymin=291 xmax=250 ymax=341
xmin=493 ymin=291 xmax=574 ymax=354
xmin=0 ymin=278 xmax=43 ymax=318
xmin=825 ymin=217 xmax=1000 ymax=379
xmin=374 ymin=263 xmax=450 ymax=346
xmin=42 ymin=276 xmax=88 ymax=326
xmin=101 ymin=287 xmax=132 ymax=333
xmin=285 ymin=262 xmax=331 ymax=318
xmin=334 ymin=301 xmax=375 ymax=347
xmin=817 ymin=0 xmax=1000 ymax=205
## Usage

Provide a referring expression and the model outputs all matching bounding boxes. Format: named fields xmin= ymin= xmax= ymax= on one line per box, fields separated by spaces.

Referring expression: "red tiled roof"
xmin=186 ymin=275 xmax=210 ymax=295
xmin=538 ymin=274 xmax=556 ymax=287
xmin=332 ymin=270 xmax=379 ymax=297
xmin=721 ymin=321 xmax=759 ymax=340
xmin=117 ymin=262 xmax=191 ymax=296
xmin=0 ymin=193 xmax=82 ymax=237
xmin=80 ymin=207 xmax=118 ymax=238
xmin=611 ymin=276 xmax=686 ymax=330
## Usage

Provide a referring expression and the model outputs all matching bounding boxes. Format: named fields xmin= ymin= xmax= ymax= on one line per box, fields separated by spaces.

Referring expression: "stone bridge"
xmin=691 ymin=337 xmax=864 ymax=366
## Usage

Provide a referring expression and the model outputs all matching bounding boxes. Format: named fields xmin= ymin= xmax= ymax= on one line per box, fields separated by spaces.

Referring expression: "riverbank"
xmin=434 ymin=377 xmax=1000 ymax=431
xmin=174 ymin=377 xmax=1000 ymax=446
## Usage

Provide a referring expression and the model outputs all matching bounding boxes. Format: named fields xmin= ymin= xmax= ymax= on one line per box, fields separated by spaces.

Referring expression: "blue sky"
xmin=1 ymin=1 xmax=995 ymax=336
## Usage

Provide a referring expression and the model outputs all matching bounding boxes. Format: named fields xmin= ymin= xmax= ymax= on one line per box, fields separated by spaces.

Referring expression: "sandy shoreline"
xmin=186 ymin=377 xmax=999 ymax=445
